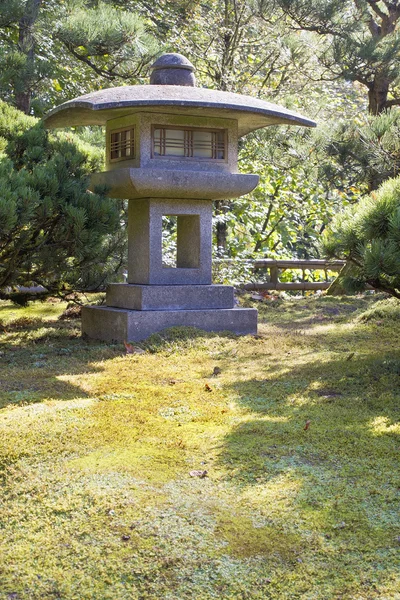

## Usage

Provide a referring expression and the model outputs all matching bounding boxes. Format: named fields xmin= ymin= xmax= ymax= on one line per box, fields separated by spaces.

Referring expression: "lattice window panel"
xmin=110 ymin=128 xmax=135 ymax=161
xmin=153 ymin=127 xmax=226 ymax=160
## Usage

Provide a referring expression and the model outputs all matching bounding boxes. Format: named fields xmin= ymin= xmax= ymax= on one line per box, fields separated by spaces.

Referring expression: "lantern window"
xmin=110 ymin=127 xmax=135 ymax=161
xmin=152 ymin=127 xmax=226 ymax=160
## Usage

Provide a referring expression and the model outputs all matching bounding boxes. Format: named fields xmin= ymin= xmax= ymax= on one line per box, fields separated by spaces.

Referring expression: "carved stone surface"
xmin=106 ymin=284 xmax=234 ymax=311
xmin=150 ymin=53 xmax=196 ymax=87
xmin=44 ymin=52 xmax=316 ymax=343
xmin=127 ymin=198 xmax=212 ymax=285
xmin=90 ymin=168 xmax=259 ymax=200
xmin=43 ymin=85 xmax=316 ymax=135
xmin=82 ymin=305 xmax=257 ymax=342
xmin=104 ymin=112 xmax=239 ymax=174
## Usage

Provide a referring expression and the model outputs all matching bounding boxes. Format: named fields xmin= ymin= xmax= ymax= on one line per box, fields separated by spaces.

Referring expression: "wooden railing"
xmin=216 ymin=259 xmax=345 ymax=291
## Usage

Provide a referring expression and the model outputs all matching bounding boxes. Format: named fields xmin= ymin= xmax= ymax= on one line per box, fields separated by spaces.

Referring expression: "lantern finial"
xmin=150 ymin=53 xmax=196 ymax=86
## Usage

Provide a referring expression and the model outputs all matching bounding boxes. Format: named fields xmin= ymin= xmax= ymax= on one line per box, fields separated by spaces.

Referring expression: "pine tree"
xmin=273 ymin=0 xmax=400 ymax=114
xmin=0 ymin=0 xmax=158 ymax=115
xmin=323 ymin=175 xmax=400 ymax=298
xmin=322 ymin=109 xmax=400 ymax=192
xmin=0 ymin=100 xmax=125 ymax=294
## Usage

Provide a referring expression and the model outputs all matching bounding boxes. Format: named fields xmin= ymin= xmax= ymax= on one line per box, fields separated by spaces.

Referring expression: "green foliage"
xmin=218 ymin=124 xmax=359 ymax=260
xmin=275 ymin=0 xmax=400 ymax=114
xmin=0 ymin=100 xmax=125 ymax=293
xmin=56 ymin=2 xmax=158 ymax=80
xmin=323 ymin=175 xmax=400 ymax=298
xmin=139 ymin=0 xmax=314 ymax=97
xmin=322 ymin=109 xmax=400 ymax=192
xmin=0 ymin=0 xmax=158 ymax=115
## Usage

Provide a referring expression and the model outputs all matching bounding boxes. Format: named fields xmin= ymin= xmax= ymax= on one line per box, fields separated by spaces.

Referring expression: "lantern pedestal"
xmin=106 ymin=283 xmax=234 ymax=311
xmin=81 ymin=305 xmax=257 ymax=342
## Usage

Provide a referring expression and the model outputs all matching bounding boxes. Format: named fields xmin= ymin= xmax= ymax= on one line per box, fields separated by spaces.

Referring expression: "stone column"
xmin=127 ymin=198 xmax=212 ymax=285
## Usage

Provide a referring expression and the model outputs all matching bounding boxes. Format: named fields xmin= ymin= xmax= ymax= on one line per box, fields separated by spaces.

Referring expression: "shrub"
xmin=0 ymin=101 xmax=125 ymax=295
xmin=323 ymin=176 xmax=400 ymax=298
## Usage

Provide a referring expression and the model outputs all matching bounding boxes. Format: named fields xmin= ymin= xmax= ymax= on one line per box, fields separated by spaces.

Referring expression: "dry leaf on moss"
xmin=189 ymin=470 xmax=208 ymax=478
xmin=124 ymin=341 xmax=145 ymax=355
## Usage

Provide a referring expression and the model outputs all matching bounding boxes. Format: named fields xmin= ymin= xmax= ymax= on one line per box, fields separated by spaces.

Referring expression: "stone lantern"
xmin=44 ymin=53 xmax=315 ymax=342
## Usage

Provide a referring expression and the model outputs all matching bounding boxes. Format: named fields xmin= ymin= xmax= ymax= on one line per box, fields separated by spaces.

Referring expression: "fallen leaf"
xmin=250 ymin=293 xmax=264 ymax=301
xmin=204 ymin=383 xmax=213 ymax=392
xmin=304 ymin=420 xmax=311 ymax=431
xmin=124 ymin=341 xmax=145 ymax=355
xmin=124 ymin=341 xmax=134 ymax=354
xmin=212 ymin=366 xmax=221 ymax=376
xmin=189 ymin=470 xmax=208 ymax=478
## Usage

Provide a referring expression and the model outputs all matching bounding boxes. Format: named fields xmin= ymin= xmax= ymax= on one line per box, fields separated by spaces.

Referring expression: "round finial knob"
xmin=150 ymin=53 xmax=196 ymax=87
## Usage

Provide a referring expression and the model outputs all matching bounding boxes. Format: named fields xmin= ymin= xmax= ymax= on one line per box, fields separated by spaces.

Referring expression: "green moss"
xmin=0 ymin=294 xmax=400 ymax=599
xmin=358 ymin=296 xmax=400 ymax=321
xmin=215 ymin=511 xmax=303 ymax=560
xmin=70 ymin=442 xmax=186 ymax=483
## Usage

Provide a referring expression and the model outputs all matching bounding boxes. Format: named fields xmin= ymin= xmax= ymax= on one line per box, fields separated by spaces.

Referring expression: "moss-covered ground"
xmin=0 ymin=294 xmax=399 ymax=599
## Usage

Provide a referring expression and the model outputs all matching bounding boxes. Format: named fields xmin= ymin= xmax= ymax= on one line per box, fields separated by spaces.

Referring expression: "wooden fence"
xmin=216 ymin=259 xmax=345 ymax=291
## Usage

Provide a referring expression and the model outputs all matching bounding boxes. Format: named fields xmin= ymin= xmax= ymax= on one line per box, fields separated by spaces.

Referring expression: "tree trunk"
xmin=368 ymin=73 xmax=390 ymax=115
xmin=326 ymin=263 xmax=354 ymax=296
xmin=15 ymin=0 xmax=42 ymax=114
xmin=15 ymin=90 xmax=32 ymax=115
xmin=214 ymin=200 xmax=228 ymax=255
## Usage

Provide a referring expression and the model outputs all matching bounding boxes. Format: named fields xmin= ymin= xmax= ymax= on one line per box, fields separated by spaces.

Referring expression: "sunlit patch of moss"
xmin=1 ymin=294 xmax=400 ymax=599
xmin=0 ymin=298 xmax=68 ymax=323
xmin=240 ymin=474 xmax=303 ymax=509
xmin=70 ymin=442 xmax=186 ymax=484
xmin=369 ymin=415 xmax=400 ymax=436
xmin=358 ymin=297 xmax=400 ymax=322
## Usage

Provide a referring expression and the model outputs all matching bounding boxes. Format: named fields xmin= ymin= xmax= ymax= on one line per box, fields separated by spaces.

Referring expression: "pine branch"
xmin=385 ymin=97 xmax=400 ymax=107
xmin=60 ymin=41 xmax=130 ymax=80
xmin=368 ymin=277 xmax=400 ymax=298
xmin=365 ymin=0 xmax=388 ymax=21
xmin=289 ymin=22 xmax=347 ymax=38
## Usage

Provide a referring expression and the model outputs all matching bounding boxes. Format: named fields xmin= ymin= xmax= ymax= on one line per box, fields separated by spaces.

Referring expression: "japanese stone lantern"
xmin=44 ymin=53 xmax=315 ymax=342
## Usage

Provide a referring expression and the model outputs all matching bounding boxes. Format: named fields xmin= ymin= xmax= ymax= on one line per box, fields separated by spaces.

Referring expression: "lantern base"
xmin=106 ymin=283 xmax=234 ymax=311
xmin=81 ymin=305 xmax=257 ymax=342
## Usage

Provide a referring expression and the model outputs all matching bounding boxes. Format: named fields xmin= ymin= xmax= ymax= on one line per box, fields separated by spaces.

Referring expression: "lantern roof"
xmin=44 ymin=53 xmax=316 ymax=136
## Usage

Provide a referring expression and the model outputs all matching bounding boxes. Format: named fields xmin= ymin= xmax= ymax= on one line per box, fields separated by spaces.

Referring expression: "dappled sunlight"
xmin=243 ymin=414 xmax=289 ymax=423
xmin=369 ymin=415 xmax=400 ymax=436
xmin=239 ymin=471 xmax=303 ymax=510
xmin=1 ymin=295 xmax=400 ymax=599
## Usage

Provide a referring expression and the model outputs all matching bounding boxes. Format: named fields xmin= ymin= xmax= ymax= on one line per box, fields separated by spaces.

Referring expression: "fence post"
xmin=269 ymin=266 xmax=279 ymax=286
